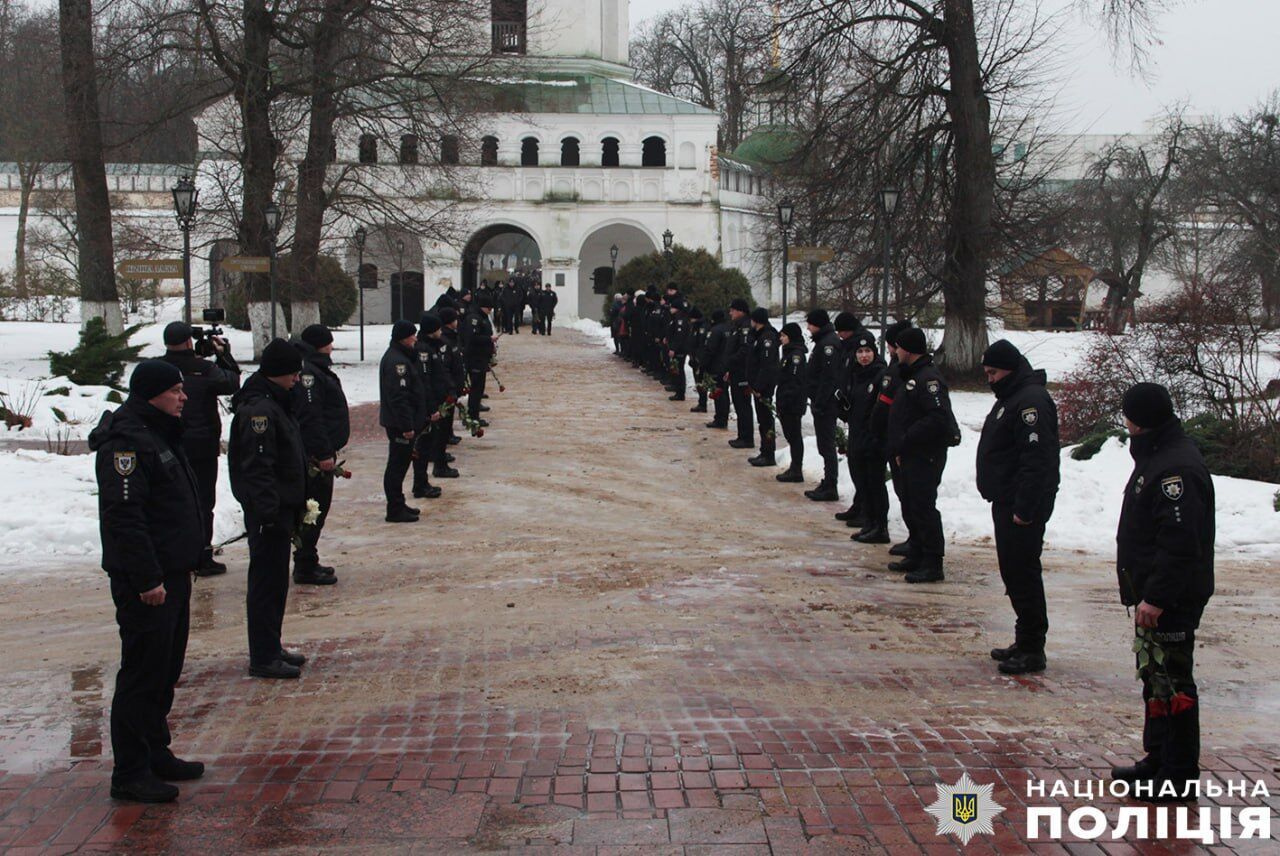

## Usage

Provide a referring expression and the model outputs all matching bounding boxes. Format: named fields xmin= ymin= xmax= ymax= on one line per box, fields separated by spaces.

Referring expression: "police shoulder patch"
xmin=1161 ymin=475 xmax=1185 ymax=501
xmin=1021 ymin=407 xmax=1038 ymax=426
xmin=301 ymin=374 xmax=315 ymax=388
xmin=395 ymin=363 xmax=407 ymax=376
xmin=882 ymin=376 xmax=891 ymax=388
xmin=251 ymin=415 xmax=268 ymax=434
xmin=113 ymin=451 xmax=136 ymax=476
xmin=792 ymin=355 xmax=802 ymax=365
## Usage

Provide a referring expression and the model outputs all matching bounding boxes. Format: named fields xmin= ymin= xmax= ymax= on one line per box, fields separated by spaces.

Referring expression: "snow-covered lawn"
xmin=568 ymin=317 xmax=1280 ymax=560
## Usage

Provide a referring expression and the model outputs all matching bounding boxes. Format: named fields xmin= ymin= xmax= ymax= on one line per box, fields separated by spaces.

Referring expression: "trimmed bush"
xmin=48 ymin=317 xmax=144 ymax=388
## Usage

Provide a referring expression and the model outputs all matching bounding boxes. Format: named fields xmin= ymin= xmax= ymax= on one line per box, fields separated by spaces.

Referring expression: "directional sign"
xmin=116 ymin=259 xmax=184 ymax=280
xmin=788 ymin=246 xmax=835 ymax=264
xmin=221 ymin=256 xmax=271 ymax=274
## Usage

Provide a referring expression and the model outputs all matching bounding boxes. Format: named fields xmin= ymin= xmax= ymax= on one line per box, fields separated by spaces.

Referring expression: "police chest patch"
xmin=868 ymin=383 xmax=875 ymax=393
xmin=1161 ymin=476 xmax=1185 ymax=501
xmin=905 ymin=379 xmax=917 ymax=390
xmin=301 ymin=374 xmax=315 ymax=388
xmin=926 ymin=380 xmax=939 ymax=394
xmin=824 ymin=345 xmax=835 ymax=356
xmin=251 ymin=415 xmax=268 ymax=434
xmin=882 ymin=377 xmax=891 ymax=388
xmin=113 ymin=451 xmax=136 ymax=476
xmin=395 ymin=363 xmax=407 ymax=376
xmin=1021 ymin=407 xmax=1038 ymax=426
xmin=792 ymin=355 xmax=802 ymax=365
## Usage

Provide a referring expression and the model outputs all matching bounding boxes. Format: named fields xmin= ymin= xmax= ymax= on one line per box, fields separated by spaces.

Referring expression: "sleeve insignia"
xmin=926 ymin=379 xmax=939 ymax=393
xmin=113 ymin=451 xmax=136 ymax=476
xmin=1161 ymin=475 xmax=1185 ymax=500
xmin=251 ymin=415 xmax=268 ymax=434
xmin=1021 ymin=407 xmax=1038 ymax=426
xmin=395 ymin=363 xmax=407 ymax=376
xmin=1028 ymin=431 xmax=1039 ymax=443
xmin=301 ymin=374 xmax=315 ymax=388
xmin=905 ymin=379 xmax=917 ymax=390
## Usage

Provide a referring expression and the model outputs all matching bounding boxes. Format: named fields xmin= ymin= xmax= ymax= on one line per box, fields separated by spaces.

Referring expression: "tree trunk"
xmin=291 ymin=0 xmax=350 ymax=341
xmin=239 ymin=0 xmax=280 ymax=358
xmin=937 ymin=0 xmax=994 ymax=377
xmin=14 ymin=162 xmax=38 ymax=299
xmin=57 ymin=0 xmax=121 ymax=332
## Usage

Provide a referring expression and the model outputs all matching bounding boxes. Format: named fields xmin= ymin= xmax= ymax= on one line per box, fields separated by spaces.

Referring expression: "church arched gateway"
xmin=577 ymin=222 xmax=658 ymax=320
xmin=461 ymin=224 xmax=542 ymax=291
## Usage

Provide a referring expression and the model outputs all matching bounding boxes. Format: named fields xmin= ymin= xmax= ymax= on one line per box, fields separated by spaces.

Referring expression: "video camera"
xmin=191 ymin=308 xmax=227 ymax=358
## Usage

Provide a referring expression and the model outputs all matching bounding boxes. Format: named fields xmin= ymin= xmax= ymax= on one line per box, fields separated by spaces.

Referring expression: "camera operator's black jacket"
xmin=89 ymin=397 xmax=205 ymax=593
xmin=160 ymin=347 xmax=240 ymax=455
xmin=291 ymin=340 xmax=350 ymax=461
xmin=229 ymin=373 xmax=307 ymax=527
xmin=975 ymin=360 xmax=1059 ymax=523
xmin=1117 ymin=419 xmax=1215 ymax=618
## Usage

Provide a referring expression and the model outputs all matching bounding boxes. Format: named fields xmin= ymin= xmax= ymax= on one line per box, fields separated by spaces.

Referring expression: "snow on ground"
xmin=571 ymin=317 xmax=1280 ymax=560
xmin=0 ymin=310 xmax=1276 ymax=570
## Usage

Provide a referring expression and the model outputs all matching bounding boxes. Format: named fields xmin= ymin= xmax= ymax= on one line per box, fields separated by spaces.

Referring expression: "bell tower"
xmin=490 ymin=0 xmax=629 ymax=71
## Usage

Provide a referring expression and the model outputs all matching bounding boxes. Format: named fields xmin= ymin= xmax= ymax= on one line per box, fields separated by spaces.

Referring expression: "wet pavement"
xmin=1 ymin=329 xmax=1277 ymax=853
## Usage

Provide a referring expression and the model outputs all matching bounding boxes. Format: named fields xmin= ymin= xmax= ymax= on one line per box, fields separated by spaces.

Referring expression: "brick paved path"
xmin=1 ymin=329 xmax=1276 ymax=853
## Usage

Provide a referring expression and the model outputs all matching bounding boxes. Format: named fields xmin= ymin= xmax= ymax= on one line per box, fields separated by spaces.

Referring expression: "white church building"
xmin=192 ymin=0 xmax=782 ymax=325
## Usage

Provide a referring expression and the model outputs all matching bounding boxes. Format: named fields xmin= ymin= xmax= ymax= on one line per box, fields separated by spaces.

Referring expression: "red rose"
xmin=499 ymin=385 xmax=507 ymax=392
xmin=1169 ymin=692 xmax=1196 ymax=715
xmin=1147 ymin=698 xmax=1170 ymax=718
xmin=476 ymin=428 xmax=485 ymax=438
xmin=445 ymin=395 xmax=456 ymax=405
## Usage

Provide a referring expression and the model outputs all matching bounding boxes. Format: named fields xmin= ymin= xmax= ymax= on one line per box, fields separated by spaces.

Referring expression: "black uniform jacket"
xmin=229 ymin=372 xmax=307 ymax=527
xmin=379 ymin=340 xmax=427 ymax=433
xmin=869 ymin=358 xmax=901 ymax=451
xmin=886 ymin=354 xmax=954 ymax=457
xmin=667 ymin=313 xmax=690 ymax=355
xmin=975 ymin=361 xmax=1059 ymax=523
xmin=415 ymin=336 xmax=451 ymax=414
xmin=725 ymin=316 xmax=752 ymax=383
xmin=846 ymin=356 xmax=888 ymax=455
xmin=746 ymin=323 xmax=780 ymax=395
xmin=776 ymin=341 xmax=808 ymax=417
xmin=160 ymin=348 xmax=240 ymax=453
xmin=90 ymin=398 xmax=205 ymax=593
xmin=1117 ymin=419 xmax=1215 ymax=615
xmin=440 ymin=326 xmax=466 ymax=395
xmin=292 ymin=341 xmax=350 ymax=461
xmin=464 ymin=309 xmax=496 ymax=369
xmin=702 ymin=321 xmax=732 ymax=377
xmin=805 ymin=325 xmax=843 ymax=416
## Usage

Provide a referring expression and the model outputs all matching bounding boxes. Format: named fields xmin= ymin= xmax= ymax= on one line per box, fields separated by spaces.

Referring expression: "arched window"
xmin=399 ymin=134 xmax=419 ymax=165
xmin=520 ymin=137 xmax=539 ymax=167
xmin=678 ymin=140 xmax=696 ymax=169
xmin=560 ymin=137 xmax=580 ymax=167
xmin=641 ymin=136 xmax=666 ymax=167
xmin=601 ymin=137 xmax=620 ymax=167
xmin=481 ymin=136 xmax=499 ymax=166
xmin=359 ymin=134 xmax=378 ymax=164
xmin=440 ymin=135 xmax=460 ymax=165
xmin=358 ymin=263 xmax=378 ymax=290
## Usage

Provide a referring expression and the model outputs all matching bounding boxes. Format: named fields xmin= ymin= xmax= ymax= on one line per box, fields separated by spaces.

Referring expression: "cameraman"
xmin=161 ymin=320 xmax=241 ymax=576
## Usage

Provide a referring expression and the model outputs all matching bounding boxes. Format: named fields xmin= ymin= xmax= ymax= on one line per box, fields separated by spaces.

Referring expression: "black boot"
xmin=887 ymin=555 xmax=921 ymax=572
xmin=386 ymin=506 xmax=419 ymax=523
xmin=690 ymin=403 xmax=708 ymax=413
xmin=248 ymin=659 xmax=301 ymax=679
xmin=433 ymin=466 xmax=460 ymax=478
xmin=195 ymin=548 xmax=227 ymax=578
xmin=1140 ymin=704 xmax=1200 ymax=802
xmin=278 ymin=648 xmax=307 ymax=667
xmin=413 ymin=485 xmax=443 ymax=499
xmin=998 ymin=650 xmax=1046 ymax=674
xmin=804 ymin=481 xmax=839 ymax=502
xmin=834 ymin=505 xmax=858 ymax=521
xmin=110 ymin=773 xmax=179 ymax=803
xmin=749 ymin=453 xmax=776 ymax=467
xmin=293 ymin=566 xmax=337 ymax=585
xmin=845 ymin=515 xmax=868 ymax=529
xmin=853 ymin=525 xmax=890 ymax=544
xmin=904 ymin=557 xmax=945 ymax=583
xmin=889 ymin=539 xmax=914 ymax=557
xmin=151 ymin=753 xmax=206 ymax=782
xmin=728 ymin=438 xmax=753 ymax=449
xmin=706 ymin=420 xmax=729 ymax=429
xmin=990 ymin=644 xmax=1020 ymax=662
xmin=776 ymin=466 xmax=804 ymax=483
xmin=669 ymin=394 xmax=685 ymax=401
xmin=1111 ymin=755 xmax=1160 ymax=785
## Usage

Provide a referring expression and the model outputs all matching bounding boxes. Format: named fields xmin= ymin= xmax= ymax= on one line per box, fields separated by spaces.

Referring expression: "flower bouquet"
xmin=835 ymin=424 xmax=848 ymax=457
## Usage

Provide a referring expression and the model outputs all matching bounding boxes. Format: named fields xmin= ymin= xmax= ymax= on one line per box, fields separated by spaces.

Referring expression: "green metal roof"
xmin=481 ymin=74 xmax=715 ymax=116
xmin=730 ymin=125 xmax=803 ymax=167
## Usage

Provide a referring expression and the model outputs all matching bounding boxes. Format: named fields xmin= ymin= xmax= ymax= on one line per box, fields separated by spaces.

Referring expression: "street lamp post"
xmin=263 ymin=201 xmax=282 ymax=341
xmin=395 ymin=238 xmax=406 ymax=321
xmin=878 ymin=188 xmax=901 ymax=356
xmin=609 ymin=243 xmax=619 ymax=290
xmin=171 ymin=176 xmax=198 ymax=324
xmin=662 ymin=229 xmax=673 ymax=280
xmin=777 ymin=200 xmax=794 ymax=323
xmin=354 ymin=226 xmax=367 ymax=361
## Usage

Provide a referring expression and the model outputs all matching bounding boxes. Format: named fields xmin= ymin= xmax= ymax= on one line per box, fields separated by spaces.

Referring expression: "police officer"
xmin=885 ymin=327 xmax=955 ymax=583
xmin=870 ymin=321 xmax=915 ymax=557
xmin=465 ymin=296 xmax=496 ymax=426
xmin=439 ymin=307 xmax=465 ymax=446
xmin=746 ymin=307 xmax=780 ymax=467
xmin=775 ymin=322 xmax=807 ymax=482
xmin=724 ymin=298 xmax=754 ymax=449
xmin=1111 ymin=383 xmax=1214 ymax=802
xmin=290 ymin=325 xmax=349 ymax=586
xmin=412 ymin=313 xmax=453 ymax=496
xmin=89 ymin=359 xmax=205 ymax=803
xmin=229 ymin=339 xmax=308 ymax=679
xmin=665 ymin=299 xmax=691 ymax=401
xmin=160 ymin=321 xmax=240 ymax=576
xmin=976 ymin=340 xmax=1060 ymax=674
xmin=846 ymin=330 xmax=890 ymax=544
xmin=686 ymin=308 xmax=708 ymax=412
xmin=379 ymin=321 xmax=426 ymax=523
xmin=500 ymin=280 xmax=522 ymax=335
xmin=540 ymin=284 xmax=559 ymax=335
xmin=832 ymin=312 xmax=864 ymax=525
xmin=804 ymin=309 xmax=842 ymax=501
xmin=701 ymin=309 xmax=731 ymax=429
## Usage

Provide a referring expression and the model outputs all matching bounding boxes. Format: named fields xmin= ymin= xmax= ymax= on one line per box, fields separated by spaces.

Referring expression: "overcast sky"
xmin=628 ymin=0 xmax=1280 ymax=135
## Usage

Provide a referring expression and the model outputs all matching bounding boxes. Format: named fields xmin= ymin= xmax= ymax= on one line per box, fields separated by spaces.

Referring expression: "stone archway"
xmin=577 ymin=223 xmax=659 ymax=321
xmin=461 ymin=224 xmax=543 ymax=291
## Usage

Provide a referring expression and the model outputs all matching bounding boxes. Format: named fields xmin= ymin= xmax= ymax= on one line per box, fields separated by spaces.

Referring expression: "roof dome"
xmin=730 ymin=125 xmax=803 ymax=168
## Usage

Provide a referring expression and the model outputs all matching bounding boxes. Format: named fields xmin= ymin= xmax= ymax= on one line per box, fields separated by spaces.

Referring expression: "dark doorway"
xmin=389 ymin=270 xmax=424 ymax=322
xmin=592 ymin=265 xmax=613 ymax=294
xmin=602 ymin=137 xmax=620 ymax=167
xmin=461 ymin=225 xmax=541 ymax=292
xmin=520 ymin=137 xmax=539 ymax=166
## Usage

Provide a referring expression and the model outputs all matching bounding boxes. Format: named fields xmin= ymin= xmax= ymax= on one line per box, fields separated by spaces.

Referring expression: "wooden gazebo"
xmin=995 ymin=247 xmax=1096 ymax=330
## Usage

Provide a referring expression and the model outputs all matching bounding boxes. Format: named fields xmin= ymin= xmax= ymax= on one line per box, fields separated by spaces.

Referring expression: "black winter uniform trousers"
xmin=383 ymin=430 xmax=415 ymax=510
xmin=753 ymin=395 xmax=775 ymax=454
xmin=730 ymin=382 xmax=753 ymax=444
xmin=780 ymin=414 xmax=804 ymax=469
xmin=991 ymin=502 xmax=1048 ymax=653
xmin=293 ymin=469 xmax=334 ymax=572
xmin=109 ymin=569 xmax=190 ymax=783
xmin=899 ymin=450 xmax=947 ymax=558
xmin=186 ymin=449 xmax=219 ymax=552
xmin=813 ymin=411 xmax=839 ymax=486
xmin=713 ymin=380 xmax=730 ymax=425
xmin=468 ymin=369 xmax=487 ymax=421
xmin=670 ymin=355 xmax=686 ymax=397
xmin=850 ymin=452 xmax=888 ymax=526
xmin=244 ymin=513 xmax=291 ymax=666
